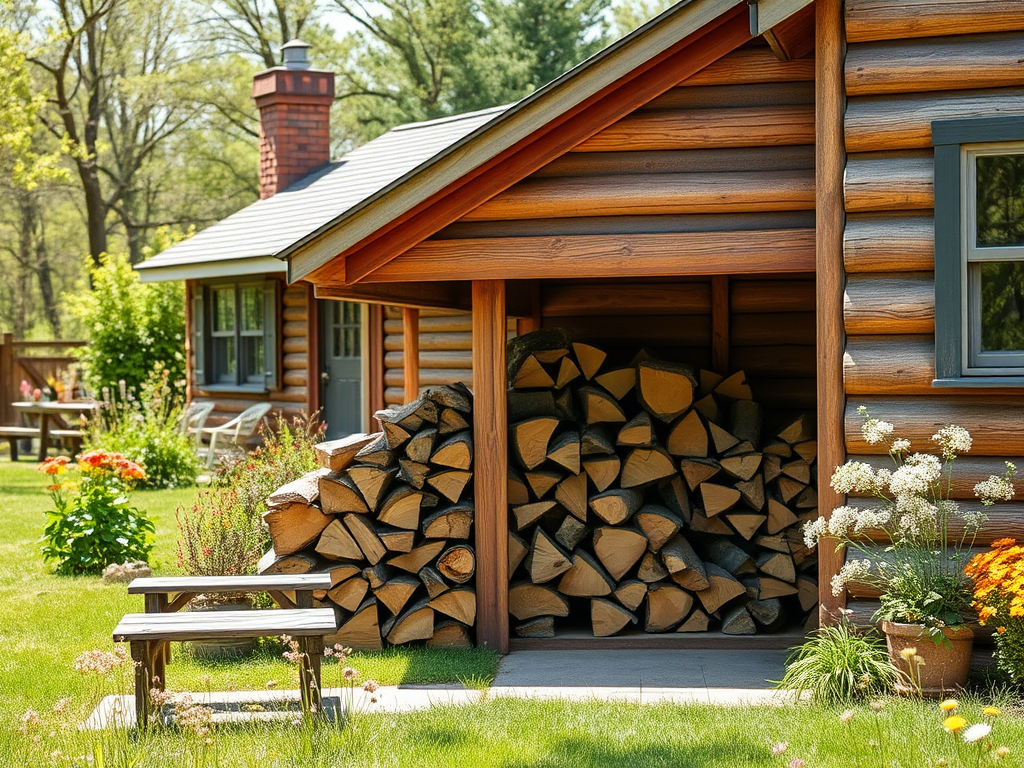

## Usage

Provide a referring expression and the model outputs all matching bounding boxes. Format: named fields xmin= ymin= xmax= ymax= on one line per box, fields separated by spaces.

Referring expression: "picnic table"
xmin=7 ymin=400 xmax=97 ymax=461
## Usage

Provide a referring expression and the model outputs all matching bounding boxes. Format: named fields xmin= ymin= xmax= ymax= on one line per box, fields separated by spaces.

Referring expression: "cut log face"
xmin=556 ymin=515 xmax=590 ymax=551
xmin=555 ymin=472 xmax=588 ymax=521
xmin=757 ymin=551 xmax=797 ymax=584
xmin=581 ymin=426 xmax=615 ymax=456
xmin=572 ymin=342 xmax=607 ymax=380
xmin=592 ymin=598 xmax=638 ymax=637
xmin=526 ymin=469 xmax=563 ymax=499
xmin=593 ymin=526 xmax=648 ymax=581
xmin=589 ymin=488 xmax=643 ymax=525
xmin=547 ymin=431 xmax=581 ymax=474
xmin=258 ymin=549 xmax=321 ymax=575
xmin=327 ymin=576 xmax=369 ymax=611
xmin=696 ymin=563 xmax=747 ymax=614
xmin=388 ymin=540 xmax=446 ymax=573
xmin=708 ymin=422 xmax=740 ymax=454
xmin=614 ymin=580 xmax=648 ymax=612
xmin=689 ymin=510 xmax=734 ymax=536
xmin=419 ymin=567 xmax=451 ymax=599
xmin=429 ymin=588 xmax=476 ymax=625
xmin=263 ymin=503 xmax=332 ymax=557
xmin=666 ymin=410 xmax=708 ymax=457
xmin=329 ymin=598 xmax=382 ymax=650
xmin=736 ymin=475 xmax=766 ymax=511
xmin=637 ymin=552 xmax=669 ymax=583
xmin=438 ymin=408 xmax=470 ymax=435
xmin=645 ymin=583 xmax=694 ymax=632
xmin=714 ymin=371 xmax=752 ymax=401
xmin=508 ymin=531 xmax=529 ymax=576
xmin=509 ymin=582 xmax=571 ymax=620
xmin=385 ymin=601 xmax=434 ymax=644
xmin=681 ymin=458 xmax=721 ymax=491
xmin=322 ymin=561 xmax=362 ymax=586
xmin=700 ymin=482 xmax=742 ymax=517
xmin=315 ymin=434 xmax=376 ymax=472
xmin=513 ymin=418 xmax=560 ymax=470
xmin=595 ymin=368 xmax=636 ymax=399
xmin=721 ymin=453 xmax=763 ymax=482
xmin=676 ymin=607 xmax=710 ymax=632
xmin=427 ymin=470 xmax=473 ymax=504
xmin=776 ymin=413 xmax=814 ymax=445
xmin=355 ymin=433 xmax=396 ymax=467
xmin=343 ymin=513 xmax=387 ymax=565
xmin=617 ymin=412 xmax=655 ymax=448
xmin=767 ymin=499 xmax=799 ymax=535
xmin=513 ymin=500 xmax=559 ymax=531
xmin=516 ymin=616 xmax=556 ymax=638
xmin=436 ymin=545 xmax=476 ymax=584
xmin=660 ymin=535 xmax=709 ymax=591
xmin=319 ymin=473 xmax=370 ymax=515
xmin=637 ymin=360 xmax=696 ymax=423
xmin=374 ymin=574 xmax=420 ymax=615
xmin=525 ymin=528 xmax=573 ymax=584
xmin=405 ymin=428 xmax=437 ymax=464
xmin=315 ymin=519 xmax=364 ymax=561
xmin=348 ymin=465 xmax=398 ymax=510
xmin=428 ymin=620 xmax=473 ymax=648
xmin=514 ymin=354 xmax=556 ymax=389
xmin=724 ymin=513 xmax=767 ymax=540
xmin=432 ymin=432 xmax=474 ymax=471
xmin=398 ymin=459 xmax=430 ymax=490
xmin=721 ymin=605 xmax=756 ymax=635
xmin=378 ymin=487 xmax=428 ymax=531
xmin=508 ymin=467 xmax=530 ymax=506
xmin=559 ymin=550 xmax=616 ymax=597
xmin=636 ymin=505 xmax=683 ymax=551
xmin=583 ymin=455 xmax=620 ymax=493
xmin=556 ymin=357 xmax=582 ymax=389
xmin=422 ymin=503 xmax=474 ymax=540
xmin=579 ymin=386 xmax=627 ymax=425
xmin=621 ymin=447 xmax=676 ymax=488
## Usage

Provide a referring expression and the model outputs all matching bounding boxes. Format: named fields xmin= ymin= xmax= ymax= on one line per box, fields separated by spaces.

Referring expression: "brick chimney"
xmin=252 ymin=40 xmax=335 ymax=199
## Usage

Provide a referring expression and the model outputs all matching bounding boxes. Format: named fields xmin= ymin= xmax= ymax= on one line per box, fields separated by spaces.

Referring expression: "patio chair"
xmin=179 ymin=401 xmax=215 ymax=449
xmin=200 ymin=403 xmax=273 ymax=467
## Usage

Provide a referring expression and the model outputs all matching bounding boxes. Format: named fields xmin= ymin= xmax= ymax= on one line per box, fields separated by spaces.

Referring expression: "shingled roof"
xmin=136 ymin=105 xmax=508 ymax=281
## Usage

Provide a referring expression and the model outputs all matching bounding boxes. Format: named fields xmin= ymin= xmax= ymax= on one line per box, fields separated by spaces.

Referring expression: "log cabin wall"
xmin=186 ymin=279 xmax=313 ymax=428
xmin=841 ymin=0 xmax=1024 ymax=627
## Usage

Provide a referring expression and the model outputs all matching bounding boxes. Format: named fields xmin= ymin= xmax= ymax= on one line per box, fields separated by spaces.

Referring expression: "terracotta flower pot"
xmin=882 ymin=620 xmax=973 ymax=697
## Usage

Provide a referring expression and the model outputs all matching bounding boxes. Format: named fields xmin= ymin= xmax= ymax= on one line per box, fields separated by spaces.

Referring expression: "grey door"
xmin=320 ymin=300 xmax=363 ymax=439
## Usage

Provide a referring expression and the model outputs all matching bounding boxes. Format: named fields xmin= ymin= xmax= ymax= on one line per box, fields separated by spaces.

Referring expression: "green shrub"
xmin=776 ymin=619 xmax=904 ymax=704
xmin=39 ymin=451 xmax=154 ymax=575
xmin=73 ymin=251 xmax=185 ymax=398
xmin=84 ymin=367 xmax=200 ymax=489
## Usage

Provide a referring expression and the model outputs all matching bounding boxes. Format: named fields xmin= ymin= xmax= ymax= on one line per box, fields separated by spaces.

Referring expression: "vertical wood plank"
xmin=183 ymin=286 xmax=193 ymax=408
xmin=472 ymin=280 xmax=509 ymax=653
xmin=711 ymin=275 xmax=730 ymax=373
xmin=816 ymin=0 xmax=847 ymax=623
xmin=306 ymin=285 xmax=322 ymax=420
xmin=367 ymin=304 xmax=385 ymax=431
xmin=402 ymin=308 xmax=420 ymax=403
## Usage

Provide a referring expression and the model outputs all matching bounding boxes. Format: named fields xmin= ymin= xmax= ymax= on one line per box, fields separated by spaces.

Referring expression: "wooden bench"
xmin=127 ymin=573 xmax=332 ymax=613
xmin=113 ymin=607 xmax=337 ymax=728
xmin=0 ymin=425 xmax=83 ymax=461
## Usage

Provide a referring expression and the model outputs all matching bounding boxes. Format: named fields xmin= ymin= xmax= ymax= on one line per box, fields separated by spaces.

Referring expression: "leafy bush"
xmin=84 ymin=367 xmax=200 ymax=489
xmin=966 ymin=538 xmax=1024 ymax=682
xmin=73 ymin=251 xmax=185 ymax=398
xmin=39 ymin=451 xmax=155 ymax=575
xmin=175 ymin=413 xmax=323 ymax=576
xmin=776 ymin=620 xmax=903 ymax=704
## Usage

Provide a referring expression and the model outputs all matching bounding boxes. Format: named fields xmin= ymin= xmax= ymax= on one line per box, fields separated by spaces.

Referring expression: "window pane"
xmin=976 ymin=154 xmax=1024 ymax=248
xmin=332 ymin=327 xmax=343 ymax=358
xmin=240 ymin=286 xmax=263 ymax=332
xmin=348 ymin=327 xmax=360 ymax=357
xmin=980 ymin=261 xmax=1024 ymax=352
xmin=242 ymin=337 xmax=265 ymax=380
xmin=213 ymin=337 xmax=235 ymax=382
xmin=212 ymin=288 xmax=235 ymax=332
xmin=344 ymin=302 xmax=360 ymax=325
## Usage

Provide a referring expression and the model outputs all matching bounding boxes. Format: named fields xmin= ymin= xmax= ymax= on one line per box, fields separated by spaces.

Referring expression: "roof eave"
xmin=136 ymin=255 xmax=287 ymax=283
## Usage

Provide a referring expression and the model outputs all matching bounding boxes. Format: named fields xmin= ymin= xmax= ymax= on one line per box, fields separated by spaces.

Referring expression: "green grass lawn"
xmin=2 ymin=461 xmax=1024 ymax=767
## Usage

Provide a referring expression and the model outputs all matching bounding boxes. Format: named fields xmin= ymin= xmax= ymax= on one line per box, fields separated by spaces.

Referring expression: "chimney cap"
xmin=281 ymin=39 xmax=312 ymax=70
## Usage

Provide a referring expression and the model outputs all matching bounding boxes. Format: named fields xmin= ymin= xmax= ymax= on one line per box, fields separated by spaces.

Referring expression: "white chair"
xmin=200 ymin=403 xmax=273 ymax=467
xmin=180 ymin=402 xmax=215 ymax=449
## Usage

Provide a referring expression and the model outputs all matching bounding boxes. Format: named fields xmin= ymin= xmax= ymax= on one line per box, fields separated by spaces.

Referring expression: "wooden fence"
xmin=0 ymin=333 xmax=87 ymax=425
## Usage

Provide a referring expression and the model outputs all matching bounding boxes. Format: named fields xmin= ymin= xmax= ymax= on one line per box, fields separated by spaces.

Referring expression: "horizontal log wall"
xmin=188 ymin=280 xmax=311 ymax=428
xmin=841 ymin=3 xmax=1024 ymax=627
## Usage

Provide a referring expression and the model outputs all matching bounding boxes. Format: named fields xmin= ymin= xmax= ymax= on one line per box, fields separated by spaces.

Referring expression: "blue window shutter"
xmin=264 ymin=280 xmax=280 ymax=389
xmin=193 ymin=286 xmax=206 ymax=386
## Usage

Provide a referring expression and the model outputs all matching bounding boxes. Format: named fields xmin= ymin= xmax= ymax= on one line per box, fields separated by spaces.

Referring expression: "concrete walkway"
xmin=85 ymin=648 xmax=793 ymax=728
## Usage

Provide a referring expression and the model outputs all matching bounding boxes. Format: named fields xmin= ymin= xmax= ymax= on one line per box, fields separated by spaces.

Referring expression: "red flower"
xmin=38 ymin=456 xmax=69 ymax=475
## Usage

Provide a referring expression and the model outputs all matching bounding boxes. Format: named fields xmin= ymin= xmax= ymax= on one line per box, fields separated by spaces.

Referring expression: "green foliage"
xmin=875 ymin=566 xmax=974 ymax=634
xmin=72 ymin=251 xmax=185 ymax=397
xmin=84 ymin=367 xmax=200 ymax=490
xmin=776 ymin=621 xmax=903 ymax=704
xmin=39 ymin=452 xmax=155 ymax=575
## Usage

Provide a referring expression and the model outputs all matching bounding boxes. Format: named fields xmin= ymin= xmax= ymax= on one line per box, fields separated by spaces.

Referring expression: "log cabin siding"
xmin=842 ymin=4 xmax=1024 ymax=632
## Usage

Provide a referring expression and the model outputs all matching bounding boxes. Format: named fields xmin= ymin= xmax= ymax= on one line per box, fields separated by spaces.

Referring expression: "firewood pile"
xmin=505 ymin=331 xmax=819 ymax=638
xmin=258 ymin=384 xmax=477 ymax=650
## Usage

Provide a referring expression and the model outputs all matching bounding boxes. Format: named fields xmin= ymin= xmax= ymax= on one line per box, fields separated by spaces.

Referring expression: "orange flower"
xmin=38 ymin=456 xmax=69 ymax=475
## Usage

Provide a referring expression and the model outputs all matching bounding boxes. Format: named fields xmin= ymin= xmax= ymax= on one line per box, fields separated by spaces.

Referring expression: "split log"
xmin=729 ymin=400 xmax=762 ymax=449
xmin=696 ymin=563 xmax=746 ymax=613
xmin=757 ymin=551 xmax=797 ymax=583
xmin=658 ymin=476 xmax=692 ymax=522
xmin=258 ymin=549 xmax=320 ymax=575
xmin=667 ymin=410 xmax=708 ymax=457
xmin=377 ymin=527 xmax=416 ymax=553
xmin=385 ymin=601 xmax=434 ymax=644
xmin=721 ymin=605 xmax=756 ymax=635
xmin=556 ymin=357 xmax=582 ymax=389
xmin=754 ymin=576 xmax=799 ymax=599
xmin=660 ymin=535 xmax=709 ymax=591
xmin=398 ymin=458 xmax=430 ymax=490
xmin=617 ymin=412 xmax=655 ymax=448
xmin=620 ymin=447 xmax=676 ymax=488
xmin=263 ymin=503 xmax=332 ymax=557
xmin=327 ymin=576 xmax=368 ymax=611
xmin=315 ymin=434 xmax=376 ymax=472
xmin=724 ymin=513 xmax=766 ymax=540
xmin=348 ymin=465 xmax=397 ymax=510
xmin=343 ymin=513 xmax=387 ymax=565
xmin=797 ymin=575 xmax=818 ymax=612
xmin=547 ymin=431 xmax=581 ymax=474
xmin=514 ymin=355 xmax=555 ymax=389
xmin=427 ymin=470 xmax=472 ymax=503
xmin=427 ymin=620 xmax=473 ymax=648
xmin=681 ymin=458 xmax=720 ymax=490
xmin=513 ymin=500 xmax=559 ymax=531
xmin=708 ymin=422 xmax=740 ymax=454
xmin=637 ymin=359 xmax=696 ymax=422
xmin=508 ymin=467 xmax=530 ymax=505
xmin=589 ymin=488 xmax=643 ymax=525
xmin=579 ymin=386 xmax=627 ymax=424
xmin=700 ymin=482 xmax=741 ymax=517
xmin=374 ymin=574 xmax=420 ymax=615
xmin=595 ymin=368 xmax=636 ymax=399
xmin=593 ymin=526 xmax=648 ymax=580
xmin=355 ymin=434 xmax=395 ymax=467
xmin=515 ymin=616 xmax=556 ymax=638
xmin=405 ymin=428 xmax=437 ymax=464
xmin=747 ymin=598 xmax=784 ymax=631
xmin=319 ymin=472 xmax=370 ymax=515
xmin=438 ymin=408 xmax=470 ymax=435
xmin=322 ymin=561 xmax=362 ymax=586
xmin=329 ymin=597 xmax=382 ymax=650
xmin=572 ymin=342 xmax=607 ymax=380
xmin=646 ymin=583 xmax=694 ymax=632
xmin=525 ymin=528 xmax=573 ymax=583
xmin=512 ymin=417 xmax=560 ymax=470
xmin=526 ymin=469 xmax=563 ymax=498
xmin=267 ymin=469 xmax=328 ymax=507
xmin=315 ymin=519 xmax=364 ymax=561
xmin=436 ymin=545 xmax=476 ymax=584
xmin=614 ymin=580 xmax=648 ymax=611
xmin=432 ymin=432 xmax=473 ymax=470
xmin=558 ymin=550 xmax=616 ymax=597
xmin=419 ymin=567 xmax=450 ymax=599
xmin=429 ymin=588 xmax=476 ymax=625
xmin=703 ymin=537 xmax=755 ymax=575
xmin=637 ymin=552 xmax=669 ymax=583
xmin=736 ymin=475 xmax=765 ymax=511
xmin=556 ymin=515 xmax=590 ymax=551
xmin=715 ymin=371 xmax=752 ymax=401
xmin=378 ymin=487 xmax=430 ymax=530
xmin=388 ymin=540 xmax=446 ymax=573
xmin=721 ymin=453 xmax=762 ymax=482
xmin=509 ymin=531 xmax=529 ymax=576
xmin=583 ymin=455 xmax=620 ymax=492
xmin=592 ymin=598 xmax=638 ymax=637
xmin=689 ymin=510 xmax=734 ymax=536
xmin=581 ymin=426 xmax=615 ymax=456
xmin=509 ymin=582 xmax=571 ymax=620
xmin=555 ymin=472 xmax=588 ymax=521
xmin=676 ymin=607 xmax=710 ymax=632
xmin=635 ymin=505 xmax=683 ymax=551
xmin=422 ymin=503 xmax=474 ymax=539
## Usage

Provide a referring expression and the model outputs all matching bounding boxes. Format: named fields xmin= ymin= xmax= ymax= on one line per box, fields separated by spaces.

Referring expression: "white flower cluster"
xmin=830 ymin=461 xmax=888 ymax=495
xmin=831 ymin=559 xmax=872 ymax=596
xmin=893 ymin=494 xmax=939 ymax=539
xmin=974 ymin=474 xmax=1015 ymax=505
xmin=891 ymin=438 xmax=912 ymax=454
xmin=932 ymin=425 xmax=972 ymax=460
xmin=888 ymin=453 xmax=941 ymax=497
xmin=862 ymin=417 xmax=894 ymax=445
xmin=803 ymin=517 xmax=826 ymax=550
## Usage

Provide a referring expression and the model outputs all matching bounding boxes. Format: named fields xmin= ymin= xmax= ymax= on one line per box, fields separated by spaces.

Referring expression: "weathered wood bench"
xmin=0 ymin=425 xmax=83 ymax=461
xmin=118 ymin=574 xmax=336 ymax=727
xmin=113 ymin=607 xmax=337 ymax=728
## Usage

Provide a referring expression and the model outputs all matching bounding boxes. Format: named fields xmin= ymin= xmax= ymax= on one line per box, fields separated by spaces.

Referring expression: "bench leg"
xmin=298 ymin=636 xmax=323 ymax=716
xmin=6 ymin=437 xmax=16 ymax=462
xmin=144 ymin=593 xmax=172 ymax=668
xmin=130 ymin=641 xmax=153 ymax=729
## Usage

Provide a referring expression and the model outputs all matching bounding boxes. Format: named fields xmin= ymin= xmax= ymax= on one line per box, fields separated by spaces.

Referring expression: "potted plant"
xmin=175 ymin=484 xmax=267 ymax=660
xmin=804 ymin=407 xmax=1016 ymax=696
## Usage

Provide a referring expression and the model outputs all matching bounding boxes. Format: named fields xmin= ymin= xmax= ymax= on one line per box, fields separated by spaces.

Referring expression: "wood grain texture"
xmin=460 ymin=170 xmax=815 ymax=221
xmin=128 ymin=574 xmax=332 ymax=594
xmin=845 ymin=0 xmax=1024 ymax=43
xmin=846 ymin=88 xmax=1024 ymax=152
xmin=844 ymin=151 xmax=933 ymax=212
xmin=681 ymin=46 xmax=815 ymax=85
xmin=763 ymin=1 xmax=816 ymax=62
xmin=541 ymin=281 xmax=711 ymax=316
xmin=384 ymin=350 xmax=472 ymax=369
xmin=816 ymin=0 xmax=847 ymax=622
xmin=846 ymin=32 xmax=1024 ymax=96
xmin=384 ymin=369 xmax=473 ymax=388
xmin=366 ymin=229 xmax=817 ymax=282
xmin=472 ymin=280 xmax=509 ymax=653
xmin=544 ymin=315 xmax=711 ymax=346
xmin=402 ymin=308 xmax=420 ymax=403
xmin=844 ymin=214 xmax=933 ymax=273
xmin=849 ymin=454 xmax=1024 ymax=499
xmin=730 ymin=277 xmax=815 ymax=312
xmin=113 ymin=608 xmax=337 ymax=642
xmin=533 ymin=146 xmax=816 ymax=178
xmin=642 ymin=81 xmax=814 ymax=111
xmin=844 ymin=273 xmax=934 ymax=335
xmin=856 ymin=497 xmax=1024 ymax=546
xmin=575 ymin=105 xmax=815 ymax=152
xmin=314 ymin=281 xmax=471 ymax=312
xmin=846 ymin=397 xmax=1024 ymax=456
xmin=367 ymin=304 xmax=385 ymax=432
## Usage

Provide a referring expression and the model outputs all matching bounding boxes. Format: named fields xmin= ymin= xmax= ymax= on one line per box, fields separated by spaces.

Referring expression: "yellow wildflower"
xmin=984 ymin=706 xmax=1001 ymax=717
xmin=943 ymin=715 xmax=967 ymax=733
xmin=899 ymin=647 xmax=917 ymax=661
xmin=939 ymin=699 xmax=959 ymax=712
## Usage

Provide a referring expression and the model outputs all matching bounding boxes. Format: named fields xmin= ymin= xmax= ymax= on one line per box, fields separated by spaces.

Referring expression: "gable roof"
xmin=136 ymin=105 xmax=508 ymax=281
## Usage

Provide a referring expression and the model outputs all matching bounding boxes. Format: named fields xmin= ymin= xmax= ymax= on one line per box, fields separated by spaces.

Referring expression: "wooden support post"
xmin=367 ymin=304 xmax=385 ymax=432
xmin=815 ymin=0 xmax=847 ymax=624
xmin=1 ymin=333 xmax=14 ymax=425
xmin=402 ymin=307 xmax=420 ymax=403
xmin=298 ymin=635 xmax=324 ymax=715
xmin=472 ymin=280 xmax=509 ymax=653
xmin=130 ymin=641 xmax=152 ymax=728
xmin=711 ymin=276 xmax=730 ymax=374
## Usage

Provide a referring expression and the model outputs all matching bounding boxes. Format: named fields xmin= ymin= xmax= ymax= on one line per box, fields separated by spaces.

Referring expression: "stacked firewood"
xmin=258 ymin=384 xmax=477 ymax=650
xmin=505 ymin=332 xmax=819 ymax=638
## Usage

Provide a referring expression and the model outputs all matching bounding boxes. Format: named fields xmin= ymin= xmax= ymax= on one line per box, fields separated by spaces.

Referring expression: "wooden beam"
xmin=711 ymin=276 xmax=729 ymax=374
xmin=763 ymin=2 xmax=815 ymax=62
xmin=364 ymin=229 xmax=816 ymax=282
xmin=815 ymin=0 xmax=846 ymax=624
xmin=305 ymin=284 xmax=321 ymax=420
xmin=402 ymin=308 xmax=420 ymax=403
xmin=845 ymin=0 xmax=1024 ymax=44
xmin=300 ymin=7 xmax=752 ymax=286
xmin=472 ymin=280 xmax=509 ymax=653
xmin=314 ymin=281 xmax=471 ymax=311
xmin=750 ymin=0 xmax=814 ymax=36
xmin=367 ymin=304 xmax=385 ymax=433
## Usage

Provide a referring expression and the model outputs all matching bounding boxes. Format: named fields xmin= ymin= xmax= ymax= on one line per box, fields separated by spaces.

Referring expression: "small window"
xmin=932 ymin=117 xmax=1024 ymax=387
xmin=194 ymin=280 xmax=278 ymax=390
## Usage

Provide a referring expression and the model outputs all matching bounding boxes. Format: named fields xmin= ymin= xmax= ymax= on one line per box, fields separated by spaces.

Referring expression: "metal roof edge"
xmin=136 ymin=256 xmax=287 ymax=283
xmin=282 ymin=0 xmax=740 ymax=281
